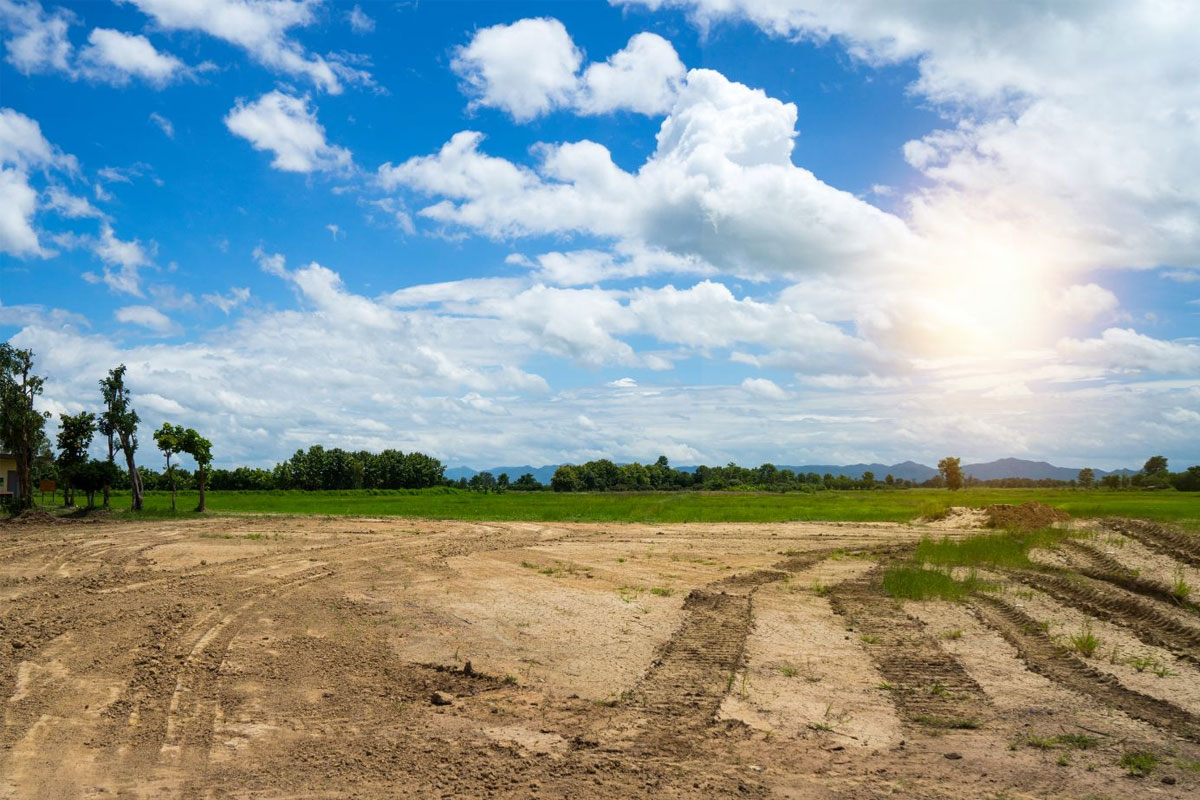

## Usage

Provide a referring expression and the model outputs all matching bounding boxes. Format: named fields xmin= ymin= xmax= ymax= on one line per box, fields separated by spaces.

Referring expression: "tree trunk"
xmin=123 ymin=441 xmax=143 ymax=511
xmin=16 ymin=445 xmax=33 ymax=511
xmin=197 ymin=466 xmax=206 ymax=512
xmin=103 ymin=434 xmax=114 ymax=509
xmin=167 ymin=456 xmax=175 ymax=511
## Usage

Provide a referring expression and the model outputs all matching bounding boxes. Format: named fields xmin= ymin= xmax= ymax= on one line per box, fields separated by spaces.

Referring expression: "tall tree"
xmin=55 ymin=411 xmax=97 ymax=507
xmin=1142 ymin=455 xmax=1168 ymax=475
xmin=153 ymin=423 xmax=186 ymax=511
xmin=99 ymin=366 xmax=144 ymax=510
xmin=937 ymin=456 xmax=964 ymax=491
xmin=1077 ymin=467 xmax=1096 ymax=488
xmin=180 ymin=428 xmax=213 ymax=512
xmin=0 ymin=344 xmax=50 ymax=510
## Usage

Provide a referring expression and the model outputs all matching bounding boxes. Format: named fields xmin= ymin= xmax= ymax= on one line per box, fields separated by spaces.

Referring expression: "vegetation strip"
xmin=830 ymin=569 xmax=990 ymax=728
xmin=970 ymin=594 xmax=1200 ymax=741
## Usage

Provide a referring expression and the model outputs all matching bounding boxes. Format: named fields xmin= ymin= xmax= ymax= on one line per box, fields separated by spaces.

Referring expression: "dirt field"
xmin=2 ymin=514 xmax=1199 ymax=799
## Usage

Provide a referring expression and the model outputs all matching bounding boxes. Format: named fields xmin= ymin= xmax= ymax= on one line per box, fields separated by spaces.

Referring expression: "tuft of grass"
xmin=1152 ymin=664 xmax=1178 ymax=678
xmin=1128 ymin=654 xmax=1157 ymax=673
xmin=1171 ymin=567 xmax=1192 ymax=603
xmin=1119 ymin=750 xmax=1159 ymax=777
xmin=941 ymin=629 xmax=964 ymax=640
xmin=1069 ymin=622 xmax=1101 ymax=657
xmin=649 ymin=587 xmax=674 ymax=597
xmin=812 ymin=582 xmax=831 ymax=596
xmin=778 ymin=666 xmax=798 ymax=678
xmin=859 ymin=634 xmax=879 ymax=644
xmin=881 ymin=566 xmax=993 ymax=601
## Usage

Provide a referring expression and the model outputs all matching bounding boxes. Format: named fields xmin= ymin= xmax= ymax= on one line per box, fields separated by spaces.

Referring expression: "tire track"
xmin=829 ymin=570 xmax=990 ymax=728
xmin=1103 ymin=518 xmax=1200 ymax=568
xmin=1009 ymin=569 xmax=1200 ymax=663
xmin=970 ymin=593 xmax=1200 ymax=741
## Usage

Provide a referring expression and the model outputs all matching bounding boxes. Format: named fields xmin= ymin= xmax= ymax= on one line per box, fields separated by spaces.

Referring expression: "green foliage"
xmin=99 ymin=365 xmax=143 ymax=510
xmin=55 ymin=411 xmax=97 ymax=505
xmin=1068 ymin=622 xmax=1101 ymax=657
xmin=0 ymin=344 xmax=51 ymax=509
xmin=1119 ymin=750 xmax=1159 ymax=777
xmin=938 ymin=456 xmax=964 ymax=491
xmin=1076 ymin=467 xmax=1095 ymax=488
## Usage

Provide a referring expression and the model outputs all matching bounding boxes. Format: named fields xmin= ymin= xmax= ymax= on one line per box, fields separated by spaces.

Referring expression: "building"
xmin=0 ymin=452 xmax=18 ymax=501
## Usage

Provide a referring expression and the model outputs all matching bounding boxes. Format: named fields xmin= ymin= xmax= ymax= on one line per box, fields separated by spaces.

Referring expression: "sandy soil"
xmin=2 ymin=514 xmax=1199 ymax=799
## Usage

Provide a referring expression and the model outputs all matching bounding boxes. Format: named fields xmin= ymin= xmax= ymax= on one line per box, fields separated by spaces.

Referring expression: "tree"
xmin=551 ymin=465 xmax=582 ymax=492
xmin=937 ymin=457 xmax=964 ymax=491
xmin=100 ymin=365 xmax=144 ymax=511
xmin=861 ymin=471 xmax=875 ymax=488
xmin=180 ymin=428 xmax=213 ymax=512
xmin=153 ymin=422 xmax=187 ymax=510
xmin=1171 ymin=466 xmax=1200 ymax=492
xmin=1077 ymin=468 xmax=1096 ymax=489
xmin=885 ymin=474 xmax=895 ymax=486
xmin=56 ymin=411 xmax=97 ymax=507
xmin=0 ymin=345 xmax=50 ymax=510
xmin=1143 ymin=455 xmax=1168 ymax=476
xmin=73 ymin=459 xmax=120 ymax=508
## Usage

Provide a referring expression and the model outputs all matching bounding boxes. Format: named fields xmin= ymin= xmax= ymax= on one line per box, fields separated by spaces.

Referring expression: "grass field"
xmin=70 ymin=487 xmax=1200 ymax=526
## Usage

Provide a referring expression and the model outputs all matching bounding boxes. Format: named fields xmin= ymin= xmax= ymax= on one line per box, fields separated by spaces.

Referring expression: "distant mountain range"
xmin=444 ymin=458 xmax=1137 ymax=484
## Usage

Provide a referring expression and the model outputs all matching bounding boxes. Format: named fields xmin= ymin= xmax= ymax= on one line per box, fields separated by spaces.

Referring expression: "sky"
xmin=1 ymin=0 xmax=1198 ymax=472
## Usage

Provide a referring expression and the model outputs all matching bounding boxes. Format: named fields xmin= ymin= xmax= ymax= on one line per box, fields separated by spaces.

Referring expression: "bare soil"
xmin=2 ymin=514 xmax=1199 ymax=799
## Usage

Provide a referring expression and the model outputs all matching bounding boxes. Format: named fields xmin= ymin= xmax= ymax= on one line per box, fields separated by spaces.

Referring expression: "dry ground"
xmin=2 ymin=514 xmax=1199 ymax=799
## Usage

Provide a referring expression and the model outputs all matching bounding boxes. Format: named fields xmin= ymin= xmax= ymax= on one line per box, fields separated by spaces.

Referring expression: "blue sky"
xmin=2 ymin=0 xmax=1198 ymax=471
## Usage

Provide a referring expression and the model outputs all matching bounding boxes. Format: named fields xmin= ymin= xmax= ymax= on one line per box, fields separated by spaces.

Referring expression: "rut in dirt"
xmin=970 ymin=593 xmax=1200 ymax=741
xmin=630 ymin=551 xmax=829 ymax=732
xmin=1008 ymin=569 xmax=1200 ymax=663
xmin=1059 ymin=539 xmax=1200 ymax=613
xmin=829 ymin=569 xmax=990 ymax=728
xmin=1102 ymin=518 xmax=1200 ymax=568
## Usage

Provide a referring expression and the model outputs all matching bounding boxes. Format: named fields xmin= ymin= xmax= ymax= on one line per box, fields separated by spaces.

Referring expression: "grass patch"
xmin=915 ymin=527 xmax=1071 ymax=570
xmin=649 ymin=587 xmax=674 ymax=597
xmin=882 ymin=566 xmax=993 ymax=601
xmin=1119 ymin=750 xmax=1159 ymax=777
xmin=70 ymin=487 xmax=1200 ymax=526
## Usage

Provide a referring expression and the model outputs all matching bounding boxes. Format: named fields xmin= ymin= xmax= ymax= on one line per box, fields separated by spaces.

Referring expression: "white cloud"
xmin=741 ymin=377 xmax=787 ymax=399
xmin=1059 ymin=328 xmax=1200 ymax=374
xmin=452 ymin=17 xmax=581 ymax=121
xmin=44 ymin=185 xmax=106 ymax=219
xmin=0 ymin=0 xmax=71 ymax=75
xmin=225 ymin=90 xmax=352 ymax=173
xmin=202 ymin=286 xmax=250 ymax=314
xmin=325 ymin=223 xmax=341 ymax=240
xmin=383 ymin=69 xmax=911 ymax=278
xmin=1058 ymin=283 xmax=1119 ymax=323
xmin=1161 ymin=269 xmax=1200 ymax=283
xmin=577 ymin=32 xmax=685 ymax=115
xmin=253 ymin=245 xmax=287 ymax=276
xmin=621 ymin=1 xmax=1200 ymax=276
xmin=0 ymin=106 xmax=77 ymax=257
xmin=149 ymin=111 xmax=174 ymax=138
xmin=115 ymin=304 xmax=176 ymax=335
xmin=451 ymin=20 xmax=686 ymax=119
xmin=77 ymin=27 xmax=191 ymax=86
xmin=607 ymin=377 xmax=637 ymax=388
xmin=125 ymin=0 xmax=366 ymax=93
xmin=0 ymin=167 xmax=42 ymax=256
xmin=87 ymin=224 xmax=153 ymax=295
xmin=347 ymin=4 xmax=374 ymax=34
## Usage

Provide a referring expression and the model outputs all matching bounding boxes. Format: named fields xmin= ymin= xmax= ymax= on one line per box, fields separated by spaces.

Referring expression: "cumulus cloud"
xmin=124 ymin=0 xmax=368 ymax=93
xmin=382 ymin=69 xmax=911 ymax=278
xmin=1058 ymin=283 xmax=1119 ymax=323
xmin=577 ymin=32 xmax=685 ymax=115
xmin=452 ymin=17 xmax=581 ymax=121
xmin=452 ymin=19 xmax=685 ymax=119
xmin=0 ymin=106 xmax=77 ymax=256
xmin=1059 ymin=328 xmax=1200 ymax=374
xmin=225 ymin=90 xmax=352 ymax=173
xmin=115 ymin=304 xmax=176 ymax=335
xmin=741 ymin=377 xmax=787 ymax=399
xmin=77 ymin=27 xmax=191 ymax=86
xmin=621 ymin=0 xmax=1200 ymax=276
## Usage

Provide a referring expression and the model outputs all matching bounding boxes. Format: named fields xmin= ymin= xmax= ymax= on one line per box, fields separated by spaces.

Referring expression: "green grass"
xmin=915 ymin=527 xmax=1072 ymax=569
xmin=882 ymin=566 xmax=993 ymax=601
xmin=40 ymin=487 xmax=1200 ymax=525
xmin=1119 ymin=750 xmax=1159 ymax=777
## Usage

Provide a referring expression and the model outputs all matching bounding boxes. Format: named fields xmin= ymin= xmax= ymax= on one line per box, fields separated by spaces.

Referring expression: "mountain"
xmin=445 ymin=458 xmax=1136 ymax=484
xmin=445 ymin=465 xmax=560 ymax=484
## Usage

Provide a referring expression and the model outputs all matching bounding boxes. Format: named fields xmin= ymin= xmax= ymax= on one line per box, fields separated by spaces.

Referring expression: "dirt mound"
xmin=985 ymin=502 xmax=1070 ymax=530
xmin=922 ymin=506 xmax=989 ymax=528
xmin=1 ymin=508 xmax=61 ymax=526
